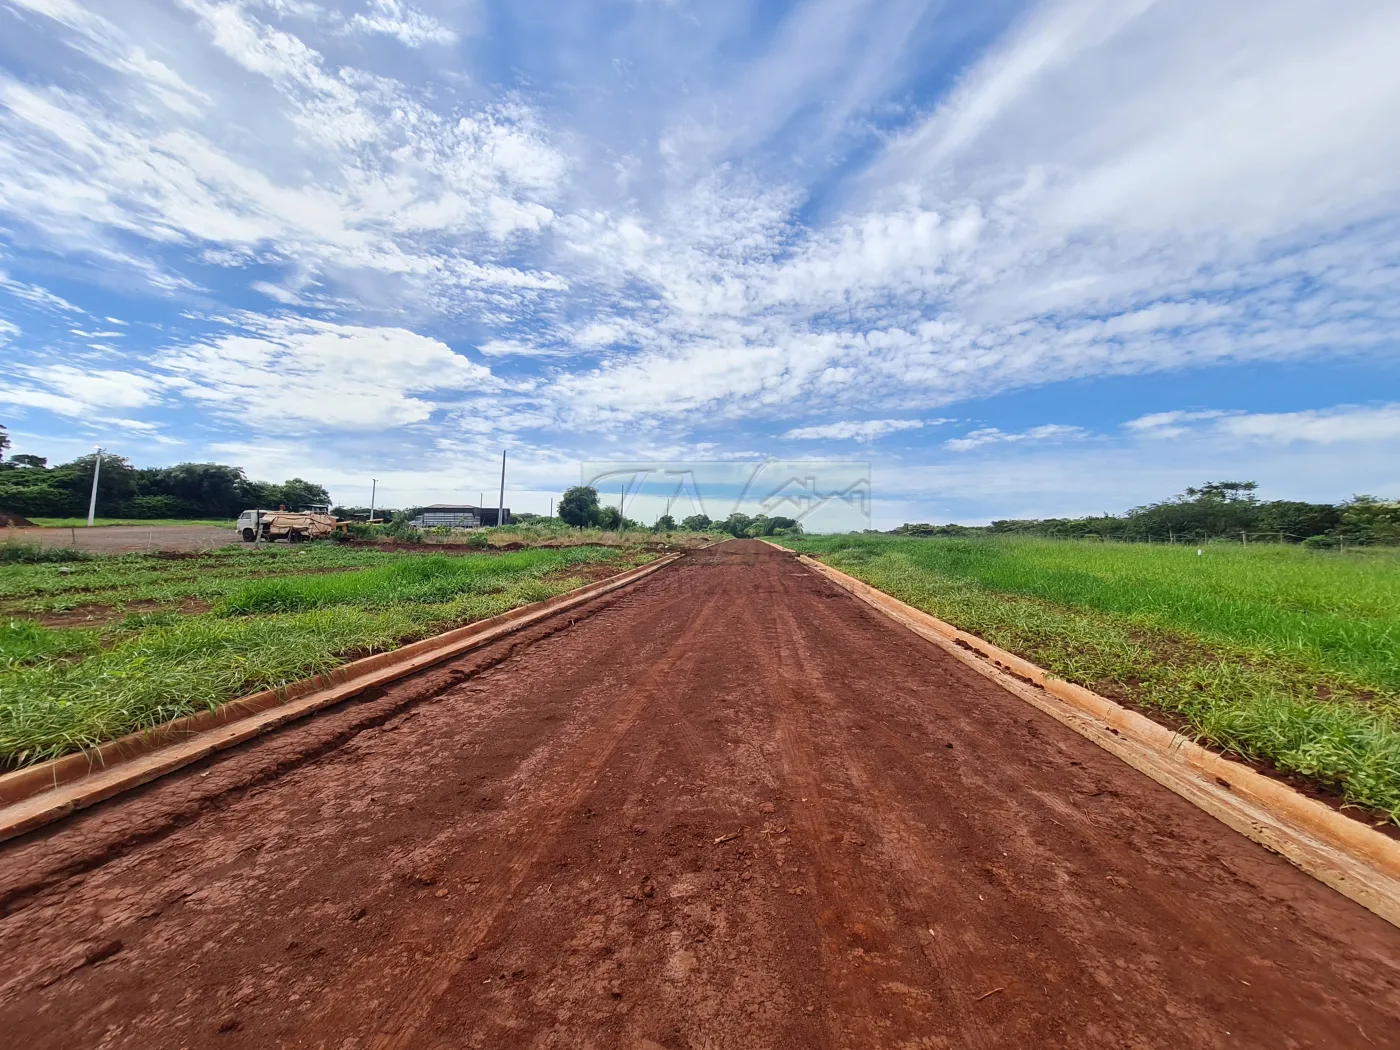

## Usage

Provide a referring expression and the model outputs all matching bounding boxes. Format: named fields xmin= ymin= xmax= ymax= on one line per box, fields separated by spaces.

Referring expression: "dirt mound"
xmin=0 ymin=509 xmax=36 ymax=527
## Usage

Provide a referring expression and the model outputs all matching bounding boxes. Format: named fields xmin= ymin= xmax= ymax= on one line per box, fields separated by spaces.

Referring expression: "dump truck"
xmin=237 ymin=509 xmax=339 ymax=543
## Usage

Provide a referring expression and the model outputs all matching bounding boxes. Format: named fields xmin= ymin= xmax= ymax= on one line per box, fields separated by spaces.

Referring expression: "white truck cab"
xmin=237 ymin=509 xmax=274 ymax=542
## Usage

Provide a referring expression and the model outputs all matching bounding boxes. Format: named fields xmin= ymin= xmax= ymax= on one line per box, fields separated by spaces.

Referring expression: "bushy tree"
xmin=558 ymin=485 xmax=601 ymax=527
xmin=1253 ymin=501 xmax=1341 ymax=541
xmin=276 ymin=477 xmax=331 ymax=509
xmin=1340 ymin=496 xmax=1400 ymax=545
xmin=594 ymin=504 xmax=622 ymax=530
xmin=719 ymin=512 xmax=753 ymax=537
xmin=680 ymin=513 xmax=712 ymax=531
xmin=653 ymin=514 xmax=677 ymax=532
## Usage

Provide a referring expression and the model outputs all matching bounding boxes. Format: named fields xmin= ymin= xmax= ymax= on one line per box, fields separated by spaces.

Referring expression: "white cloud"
xmin=783 ymin=418 xmax=933 ymax=442
xmin=20 ymin=364 xmax=161 ymax=409
xmin=0 ymin=0 xmax=566 ymax=307
xmin=944 ymin=423 xmax=1085 ymax=452
xmin=347 ymin=0 xmax=457 ymax=47
xmin=521 ymin=0 xmax=1400 ymax=431
xmin=1123 ymin=409 xmax=1229 ymax=438
xmin=0 ymin=271 xmax=84 ymax=314
xmin=1219 ymin=404 xmax=1400 ymax=445
xmin=1123 ymin=403 xmax=1400 ymax=445
xmin=154 ymin=316 xmax=494 ymax=429
xmin=476 ymin=339 xmax=571 ymax=359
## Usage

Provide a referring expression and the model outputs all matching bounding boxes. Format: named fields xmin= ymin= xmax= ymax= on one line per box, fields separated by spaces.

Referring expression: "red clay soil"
xmin=1 ymin=540 xmax=1397 ymax=1049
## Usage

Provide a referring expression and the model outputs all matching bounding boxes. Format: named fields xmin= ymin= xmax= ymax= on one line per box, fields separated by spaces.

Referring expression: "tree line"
xmin=893 ymin=481 xmax=1400 ymax=547
xmin=556 ymin=486 xmax=802 ymax=536
xmin=0 ymin=430 xmax=329 ymax=520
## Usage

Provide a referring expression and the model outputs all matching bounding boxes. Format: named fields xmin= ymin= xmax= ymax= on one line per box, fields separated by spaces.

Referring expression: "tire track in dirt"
xmin=357 ymin=579 xmax=733 ymax=1050
xmin=763 ymin=586 xmax=1000 ymax=1050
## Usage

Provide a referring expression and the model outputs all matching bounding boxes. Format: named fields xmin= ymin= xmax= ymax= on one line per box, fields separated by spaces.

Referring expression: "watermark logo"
xmin=581 ymin=460 xmax=872 ymax=532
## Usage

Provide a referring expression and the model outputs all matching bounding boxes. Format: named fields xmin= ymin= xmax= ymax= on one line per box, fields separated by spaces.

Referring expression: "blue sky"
xmin=1 ymin=0 xmax=1398 ymax=528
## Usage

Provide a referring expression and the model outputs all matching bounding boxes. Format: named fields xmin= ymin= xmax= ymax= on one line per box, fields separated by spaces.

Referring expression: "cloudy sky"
xmin=1 ymin=0 xmax=1398 ymax=526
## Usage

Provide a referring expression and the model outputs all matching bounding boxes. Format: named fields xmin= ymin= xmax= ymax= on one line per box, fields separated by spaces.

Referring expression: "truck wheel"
xmin=242 ymin=528 xmax=256 ymax=542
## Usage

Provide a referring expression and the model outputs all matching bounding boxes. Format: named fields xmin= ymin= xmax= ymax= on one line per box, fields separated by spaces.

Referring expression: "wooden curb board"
xmin=783 ymin=547 xmax=1400 ymax=930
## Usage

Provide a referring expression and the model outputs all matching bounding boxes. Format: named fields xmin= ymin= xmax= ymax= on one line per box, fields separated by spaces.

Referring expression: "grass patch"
xmin=1 ymin=542 xmax=92 ymax=564
xmin=0 ymin=620 xmax=99 ymax=669
xmin=218 ymin=548 xmax=620 ymax=614
xmin=0 ymin=545 xmax=645 ymax=768
xmin=775 ymin=534 xmax=1400 ymax=820
xmin=0 ymin=544 xmax=411 ymax=612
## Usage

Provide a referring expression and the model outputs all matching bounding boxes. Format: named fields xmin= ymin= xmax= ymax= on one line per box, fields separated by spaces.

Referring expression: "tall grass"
xmin=776 ymin=534 xmax=1400 ymax=818
xmin=218 ymin=548 xmax=617 ymax=614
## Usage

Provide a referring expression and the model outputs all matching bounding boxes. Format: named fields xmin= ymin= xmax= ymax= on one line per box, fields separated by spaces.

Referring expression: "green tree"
xmin=276 ymin=477 xmax=331 ymax=509
xmin=653 ymin=513 xmax=677 ymax=532
xmin=1339 ymin=496 xmax=1400 ymax=545
xmin=0 ymin=424 xmax=9 ymax=459
xmin=594 ymin=504 xmax=623 ymax=530
xmin=140 ymin=463 xmax=247 ymax=518
xmin=1254 ymin=501 xmax=1341 ymax=541
xmin=558 ymin=485 xmax=601 ymax=528
xmin=719 ymin=512 xmax=753 ymax=537
xmin=8 ymin=454 xmax=46 ymax=469
xmin=681 ymin=513 xmax=712 ymax=531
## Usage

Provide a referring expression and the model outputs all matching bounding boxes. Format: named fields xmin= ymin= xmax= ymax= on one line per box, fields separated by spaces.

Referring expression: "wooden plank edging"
xmin=782 ymin=545 xmax=1400 ymax=929
xmin=0 ymin=553 xmax=682 ymax=842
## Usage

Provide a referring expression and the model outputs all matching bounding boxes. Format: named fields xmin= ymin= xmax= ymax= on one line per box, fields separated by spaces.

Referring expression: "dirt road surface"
xmin=8 ymin=524 xmax=237 ymax=553
xmin=2 ymin=540 xmax=1397 ymax=1048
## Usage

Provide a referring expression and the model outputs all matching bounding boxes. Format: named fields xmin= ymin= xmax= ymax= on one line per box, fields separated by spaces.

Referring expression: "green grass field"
xmin=774 ymin=534 xmax=1400 ymax=821
xmin=22 ymin=517 xmax=236 ymax=528
xmin=0 ymin=543 xmax=645 ymax=768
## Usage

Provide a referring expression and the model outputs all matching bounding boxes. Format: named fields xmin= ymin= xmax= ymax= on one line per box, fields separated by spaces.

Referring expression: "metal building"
xmin=410 ymin=504 xmax=510 ymax=528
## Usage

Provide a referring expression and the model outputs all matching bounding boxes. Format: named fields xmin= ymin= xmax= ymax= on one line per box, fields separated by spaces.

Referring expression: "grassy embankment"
xmin=774 ymin=534 xmax=1400 ymax=821
xmin=0 ymin=542 xmax=647 ymax=768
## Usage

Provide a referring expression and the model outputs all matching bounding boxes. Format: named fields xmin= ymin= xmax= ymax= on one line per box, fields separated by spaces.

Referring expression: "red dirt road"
xmin=2 ymin=540 xmax=1397 ymax=1048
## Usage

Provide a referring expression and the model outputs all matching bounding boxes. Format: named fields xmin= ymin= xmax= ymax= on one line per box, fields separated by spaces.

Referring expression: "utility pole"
xmin=496 ymin=450 xmax=507 ymax=528
xmin=369 ymin=479 xmax=377 ymax=523
xmin=549 ymin=497 xmax=554 ymax=519
xmin=620 ymin=484 xmax=626 ymax=531
xmin=86 ymin=447 xmax=104 ymax=527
